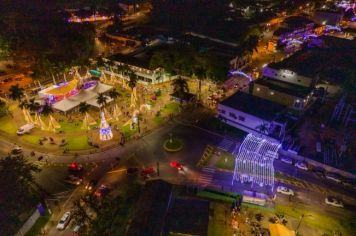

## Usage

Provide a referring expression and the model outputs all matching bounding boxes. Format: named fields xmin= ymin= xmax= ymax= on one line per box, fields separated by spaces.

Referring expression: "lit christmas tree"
xmin=99 ymin=111 xmax=113 ymax=141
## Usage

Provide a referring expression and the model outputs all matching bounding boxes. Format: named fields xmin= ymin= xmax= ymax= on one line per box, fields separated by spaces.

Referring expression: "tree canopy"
xmin=0 ymin=155 xmax=41 ymax=235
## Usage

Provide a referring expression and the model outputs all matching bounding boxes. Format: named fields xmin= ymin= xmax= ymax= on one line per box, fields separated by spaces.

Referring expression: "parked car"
xmin=276 ymin=186 xmax=294 ymax=196
xmin=281 ymin=157 xmax=293 ymax=165
xmin=64 ymin=175 xmax=83 ymax=185
xmin=85 ymin=179 xmax=98 ymax=192
xmin=94 ymin=184 xmax=111 ymax=199
xmin=56 ymin=211 xmax=71 ymax=230
xmin=68 ymin=162 xmax=83 ymax=172
xmin=141 ymin=167 xmax=155 ymax=176
xmin=325 ymin=173 xmax=343 ymax=184
xmin=295 ymin=161 xmax=308 ymax=171
xmin=17 ymin=123 xmax=34 ymax=135
xmin=325 ymin=197 xmax=344 ymax=208
xmin=126 ymin=167 xmax=139 ymax=175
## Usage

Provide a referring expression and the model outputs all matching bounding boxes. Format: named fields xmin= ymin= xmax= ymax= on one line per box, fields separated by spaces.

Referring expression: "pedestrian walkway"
xmin=217 ymin=138 xmax=235 ymax=152
xmin=198 ymin=167 xmax=215 ymax=187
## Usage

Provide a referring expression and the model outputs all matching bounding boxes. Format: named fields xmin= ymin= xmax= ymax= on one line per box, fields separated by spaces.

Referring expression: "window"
xmin=229 ymin=112 xmax=237 ymax=119
xmin=219 ymin=109 xmax=226 ymax=114
xmin=238 ymin=116 xmax=245 ymax=121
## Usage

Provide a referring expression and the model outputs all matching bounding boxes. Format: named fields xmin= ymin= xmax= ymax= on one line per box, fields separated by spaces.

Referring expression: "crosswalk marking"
xmin=198 ymin=168 xmax=216 ymax=186
xmin=218 ymin=138 xmax=235 ymax=152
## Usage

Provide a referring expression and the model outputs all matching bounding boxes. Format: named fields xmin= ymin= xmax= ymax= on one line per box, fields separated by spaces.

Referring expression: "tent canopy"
xmin=52 ymin=82 xmax=113 ymax=112
xmin=269 ymin=224 xmax=295 ymax=236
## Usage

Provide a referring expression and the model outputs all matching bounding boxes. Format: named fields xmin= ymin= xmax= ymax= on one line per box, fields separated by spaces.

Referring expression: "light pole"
xmin=295 ymin=214 xmax=312 ymax=234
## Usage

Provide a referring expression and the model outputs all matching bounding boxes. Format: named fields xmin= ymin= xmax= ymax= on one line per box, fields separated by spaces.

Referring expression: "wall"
xmin=262 ymin=66 xmax=313 ymax=87
xmin=253 ymin=83 xmax=297 ymax=108
xmin=218 ymin=104 xmax=271 ymax=132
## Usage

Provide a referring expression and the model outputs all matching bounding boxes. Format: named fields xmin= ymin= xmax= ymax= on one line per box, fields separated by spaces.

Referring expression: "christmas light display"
xmin=233 ymin=134 xmax=280 ymax=191
xmin=99 ymin=111 xmax=113 ymax=141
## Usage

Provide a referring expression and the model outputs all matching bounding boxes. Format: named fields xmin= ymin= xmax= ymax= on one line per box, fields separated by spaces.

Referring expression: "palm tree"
xmin=78 ymin=102 xmax=90 ymax=114
xmin=41 ymin=102 xmax=53 ymax=116
xmin=255 ymin=122 xmax=269 ymax=136
xmin=193 ymin=66 xmax=206 ymax=101
xmin=9 ymin=84 xmax=24 ymax=101
xmin=96 ymin=93 xmax=108 ymax=109
xmin=128 ymin=71 xmax=138 ymax=90
xmin=108 ymin=89 xmax=120 ymax=101
xmin=172 ymin=77 xmax=189 ymax=106
xmin=27 ymin=99 xmax=40 ymax=112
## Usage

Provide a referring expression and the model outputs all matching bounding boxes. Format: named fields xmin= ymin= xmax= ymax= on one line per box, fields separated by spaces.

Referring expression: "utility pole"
xmin=156 ymin=161 xmax=160 ymax=176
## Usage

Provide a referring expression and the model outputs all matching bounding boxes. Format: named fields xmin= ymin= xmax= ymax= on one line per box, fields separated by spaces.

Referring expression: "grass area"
xmin=164 ymin=138 xmax=184 ymax=151
xmin=121 ymin=124 xmax=137 ymax=139
xmin=275 ymin=204 xmax=356 ymax=235
xmin=22 ymin=135 xmax=40 ymax=145
xmin=0 ymin=116 xmax=17 ymax=134
xmin=215 ymin=152 xmax=235 ymax=171
xmin=25 ymin=213 xmax=49 ymax=236
xmin=153 ymin=115 xmax=165 ymax=125
xmin=65 ymin=136 xmax=92 ymax=150
xmin=208 ymin=202 xmax=234 ymax=236
xmin=162 ymin=102 xmax=180 ymax=114
xmin=58 ymin=121 xmax=83 ymax=133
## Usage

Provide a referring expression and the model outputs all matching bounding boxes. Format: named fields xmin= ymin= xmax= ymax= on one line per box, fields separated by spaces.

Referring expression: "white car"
xmin=56 ymin=211 xmax=71 ymax=230
xmin=17 ymin=123 xmax=34 ymax=135
xmin=281 ymin=157 xmax=293 ymax=165
xmin=325 ymin=173 xmax=342 ymax=183
xmin=64 ymin=175 xmax=83 ymax=185
xmin=295 ymin=161 xmax=308 ymax=171
xmin=325 ymin=197 xmax=344 ymax=208
xmin=276 ymin=186 xmax=294 ymax=196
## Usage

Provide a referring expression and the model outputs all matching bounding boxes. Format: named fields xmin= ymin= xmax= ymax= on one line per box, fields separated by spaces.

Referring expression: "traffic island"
xmin=163 ymin=138 xmax=184 ymax=152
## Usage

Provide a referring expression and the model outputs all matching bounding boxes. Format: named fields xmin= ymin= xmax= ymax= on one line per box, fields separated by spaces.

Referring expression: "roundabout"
xmin=163 ymin=138 xmax=184 ymax=152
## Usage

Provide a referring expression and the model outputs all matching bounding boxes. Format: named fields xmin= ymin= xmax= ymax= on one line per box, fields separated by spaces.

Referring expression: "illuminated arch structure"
xmin=232 ymin=134 xmax=280 ymax=192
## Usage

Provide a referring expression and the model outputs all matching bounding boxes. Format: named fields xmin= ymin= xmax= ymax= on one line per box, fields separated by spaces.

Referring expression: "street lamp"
xmin=295 ymin=214 xmax=312 ymax=233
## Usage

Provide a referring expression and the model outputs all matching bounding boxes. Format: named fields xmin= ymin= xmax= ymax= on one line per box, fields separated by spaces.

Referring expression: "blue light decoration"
xmin=228 ymin=69 xmax=253 ymax=82
xmin=232 ymin=133 xmax=280 ymax=191
xmin=99 ymin=112 xmax=113 ymax=141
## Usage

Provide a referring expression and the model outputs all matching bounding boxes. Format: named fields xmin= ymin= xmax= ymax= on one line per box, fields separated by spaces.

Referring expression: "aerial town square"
xmin=0 ymin=0 xmax=355 ymax=236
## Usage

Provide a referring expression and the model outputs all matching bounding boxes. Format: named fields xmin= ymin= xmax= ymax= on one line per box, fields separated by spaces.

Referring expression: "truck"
xmin=17 ymin=123 xmax=34 ymax=135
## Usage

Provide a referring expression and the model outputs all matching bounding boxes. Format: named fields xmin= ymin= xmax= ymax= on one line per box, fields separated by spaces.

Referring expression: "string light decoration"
xmin=232 ymin=133 xmax=280 ymax=191
xmin=99 ymin=111 xmax=113 ymax=141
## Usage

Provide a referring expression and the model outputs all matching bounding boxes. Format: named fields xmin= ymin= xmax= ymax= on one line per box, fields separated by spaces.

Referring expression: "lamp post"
xmin=295 ymin=214 xmax=312 ymax=233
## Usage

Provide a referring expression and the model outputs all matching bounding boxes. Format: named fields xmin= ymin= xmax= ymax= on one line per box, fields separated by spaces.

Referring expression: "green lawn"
xmin=164 ymin=138 xmax=184 ymax=151
xmin=65 ymin=136 xmax=92 ymax=150
xmin=153 ymin=115 xmax=165 ymax=125
xmin=162 ymin=102 xmax=180 ymax=114
xmin=276 ymin=204 xmax=356 ymax=236
xmin=22 ymin=135 xmax=40 ymax=145
xmin=58 ymin=121 xmax=83 ymax=133
xmin=25 ymin=213 xmax=49 ymax=236
xmin=121 ymin=124 xmax=137 ymax=139
xmin=215 ymin=152 xmax=235 ymax=171
xmin=0 ymin=116 xmax=17 ymax=134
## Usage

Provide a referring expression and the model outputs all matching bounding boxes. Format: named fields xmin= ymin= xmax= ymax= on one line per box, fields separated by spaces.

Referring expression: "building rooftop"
xmin=163 ymin=198 xmax=210 ymax=236
xmin=219 ymin=91 xmax=286 ymax=121
xmin=126 ymin=180 xmax=172 ymax=236
xmin=268 ymin=39 xmax=356 ymax=79
xmin=108 ymin=53 xmax=151 ymax=70
xmin=255 ymin=77 xmax=313 ymax=98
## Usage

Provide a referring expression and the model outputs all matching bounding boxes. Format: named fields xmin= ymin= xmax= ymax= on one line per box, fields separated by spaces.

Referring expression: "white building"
xmin=102 ymin=54 xmax=172 ymax=85
xmin=217 ymin=91 xmax=287 ymax=140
